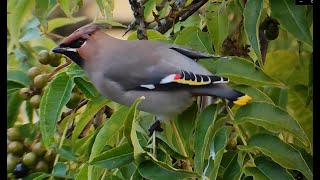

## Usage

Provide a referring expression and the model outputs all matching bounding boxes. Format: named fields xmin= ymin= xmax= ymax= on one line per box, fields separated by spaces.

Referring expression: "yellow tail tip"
xmin=233 ymin=95 xmax=252 ymax=106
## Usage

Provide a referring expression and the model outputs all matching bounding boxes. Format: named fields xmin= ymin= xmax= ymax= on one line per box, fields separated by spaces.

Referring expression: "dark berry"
xmin=13 ymin=163 xmax=29 ymax=179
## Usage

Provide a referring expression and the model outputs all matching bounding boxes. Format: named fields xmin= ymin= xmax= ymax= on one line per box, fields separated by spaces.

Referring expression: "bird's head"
xmin=52 ymin=23 xmax=111 ymax=67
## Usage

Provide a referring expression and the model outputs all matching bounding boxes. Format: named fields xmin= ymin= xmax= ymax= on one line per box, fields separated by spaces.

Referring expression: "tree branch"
xmin=125 ymin=0 xmax=148 ymax=40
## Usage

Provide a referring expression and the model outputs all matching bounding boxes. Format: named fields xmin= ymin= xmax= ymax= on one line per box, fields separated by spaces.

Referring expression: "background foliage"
xmin=7 ymin=0 xmax=313 ymax=179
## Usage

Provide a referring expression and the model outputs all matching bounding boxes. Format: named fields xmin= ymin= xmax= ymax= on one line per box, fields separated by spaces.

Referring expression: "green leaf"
xmin=35 ymin=0 xmax=50 ymax=30
xmin=174 ymin=27 xmax=213 ymax=54
xmin=124 ymin=97 xmax=145 ymax=163
xmin=89 ymin=106 xmax=129 ymax=161
xmin=40 ymin=72 xmax=74 ymax=148
xmin=156 ymin=133 xmax=186 ymax=160
xmin=75 ymin=164 xmax=89 ymax=180
xmin=91 ymin=143 xmax=134 ymax=169
xmin=96 ymin=0 xmax=114 ymax=20
xmin=194 ymin=104 xmax=218 ymax=174
xmin=128 ymin=30 xmax=170 ymax=41
xmin=74 ymin=77 xmax=100 ymax=100
xmin=53 ymin=162 xmax=68 ymax=177
xmin=244 ymin=167 xmax=270 ymax=180
xmin=24 ymin=172 xmax=51 ymax=180
xmin=234 ymin=85 xmax=273 ymax=103
xmin=269 ymin=0 xmax=312 ymax=46
xmin=57 ymin=145 xmax=77 ymax=161
xmin=235 ymin=102 xmax=309 ymax=147
xmin=287 ymin=85 xmax=313 ymax=148
xmin=47 ymin=17 xmax=87 ymax=32
xmin=138 ymin=154 xmax=199 ymax=180
xmin=94 ymin=19 xmax=127 ymax=28
xmin=144 ymin=0 xmax=155 ymax=17
xmin=243 ymin=0 xmax=263 ymax=64
xmin=7 ymin=92 xmax=24 ymax=128
xmin=263 ymin=87 xmax=288 ymax=109
xmin=7 ymin=0 xmax=35 ymax=51
xmin=205 ymin=126 xmax=229 ymax=180
xmin=240 ymin=134 xmax=313 ymax=180
xmin=264 ymin=50 xmax=309 ymax=86
xmin=7 ymin=70 xmax=30 ymax=86
xmin=72 ymin=96 xmax=109 ymax=146
xmin=119 ymin=163 xmax=137 ymax=180
xmin=208 ymin=56 xmax=284 ymax=86
xmin=19 ymin=26 xmax=41 ymax=42
xmin=222 ymin=152 xmax=241 ymax=180
xmin=7 ymin=81 xmax=25 ymax=96
xmin=205 ymin=0 xmax=229 ymax=54
xmin=57 ymin=0 xmax=72 ymax=18
xmin=254 ymin=156 xmax=294 ymax=180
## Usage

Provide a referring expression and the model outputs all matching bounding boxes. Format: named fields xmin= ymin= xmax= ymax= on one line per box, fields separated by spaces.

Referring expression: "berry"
xmin=7 ymin=127 xmax=21 ymax=141
xmin=7 ymin=154 xmax=19 ymax=173
xmin=27 ymin=67 xmax=41 ymax=80
xmin=34 ymin=74 xmax=48 ymax=89
xmin=35 ymin=160 xmax=49 ymax=172
xmin=19 ymin=88 xmax=32 ymax=100
xmin=38 ymin=50 xmax=50 ymax=65
xmin=30 ymin=95 xmax=41 ymax=109
xmin=265 ymin=22 xmax=279 ymax=40
xmin=8 ymin=141 xmax=24 ymax=155
xmin=49 ymin=52 xmax=62 ymax=67
xmin=13 ymin=163 xmax=29 ymax=179
xmin=22 ymin=152 xmax=37 ymax=167
xmin=66 ymin=92 xmax=82 ymax=109
xmin=32 ymin=142 xmax=46 ymax=157
xmin=44 ymin=150 xmax=56 ymax=162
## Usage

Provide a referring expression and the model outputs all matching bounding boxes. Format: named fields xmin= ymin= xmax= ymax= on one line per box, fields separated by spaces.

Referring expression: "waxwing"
xmin=52 ymin=23 xmax=252 ymax=121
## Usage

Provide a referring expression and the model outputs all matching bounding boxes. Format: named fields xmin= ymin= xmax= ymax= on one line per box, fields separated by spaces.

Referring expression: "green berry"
xmin=30 ymin=95 xmax=41 ymax=109
xmin=66 ymin=92 xmax=82 ymax=109
xmin=32 ymin=142 xmax=46 ymax=157
xmin=27 ymin=67 xmax=41 ymax=80
xmin=34 ymin=74 xmax=48 ymax=89
xmin=8 ymin=141 xmax=24 ymax=155
xmin=49 ymin=52 xmax=62 ymax=67
xmin=35 ymin=160 xmax=49 ymax=172
xmin=7 ymin=127 xmax=21 ymax=141
xmin=22 ymin=152 xmax=37 ymax=167
xmin=7 ymin=154 xmax=20 ymax=173
xmin=44 ymin=149 xmax=56 ymax=162
xmin=38 ymin=50 xmax=50 ymax=65
xmin=19 ymin=88 xmax=32 ymax=100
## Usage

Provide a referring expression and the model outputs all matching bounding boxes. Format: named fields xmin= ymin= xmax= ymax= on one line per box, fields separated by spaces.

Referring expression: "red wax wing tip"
xmin=174 ymin=74 xmax=182 ymax=80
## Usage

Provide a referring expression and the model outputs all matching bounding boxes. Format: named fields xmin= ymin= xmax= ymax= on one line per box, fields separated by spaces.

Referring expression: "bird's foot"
xmin=148 ymin=120 xmax=163 ymax=137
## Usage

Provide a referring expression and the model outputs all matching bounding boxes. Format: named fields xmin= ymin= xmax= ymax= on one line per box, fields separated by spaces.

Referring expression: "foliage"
xmin=7 ymin=0 xmax=313 ymax=179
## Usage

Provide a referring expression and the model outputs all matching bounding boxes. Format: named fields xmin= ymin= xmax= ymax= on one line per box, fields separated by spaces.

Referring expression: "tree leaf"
xmin=239 ymin=133 xmax=313 ymax=180
xmin=47 ymin=17 xmax=87 ymax=32
xmin=222 ymin=152 xmax=241 ymax=180
xmin=269 ymin=0 xmax=312 ymax=46
xmin=72 ymin=96 xmax=109 ymax=146
xmin=205 ymin=0 xmax=229 ymax=54
xmin=243 ymin=0 xmax=263 ymax=64
xmin=7 ymin=0 xmax=35 ymax=51
xmin=35 ymin=0 xmax=49 ymax=30
xmin=233 ymin=85 xmax=273 ymax=103
xmin=194 ymin=104 xmax=218 ymax=174
xmin=254 ymin=156 xmax=294 ymax=180
xmin=75 ymin=164 xmax=89 ymax=180
xmin=74 ymin=77 xmax=101 ymax=100
xmin=91 ymin=143 xmax=134 ymax=169
xmin=7 ymin=92 xmax=24 ymax=128
xmin=208 ymin=56 xmax=284 ymax=87
xmin=156 ymin=133 xmax=186 ymax=160
xmin=138 ymin=154 xmax=199 ymax=180
xmin=89 ymin=106 xmax=129 ymax=161
xmin=7 ymin=81 xmax=25 ymax=96
xmin=243 ymin=167 xmax=270 ymax=180
xmin=128 ymin=30 xmax=170 ymax=41
xmin=94 ymin=19 xmax=127 ymax=28
xmin=7 ymin=70 xmax=30 ymax=86
xmin=57 ymin=145 xmax=77 ymax=161
xmin=234 ymin=102 xmax=309 ymax=147
xmin=40 ymin=72 xmax=74 ymax=148
xmin=57 ymin=0 xmax=72 ymax=18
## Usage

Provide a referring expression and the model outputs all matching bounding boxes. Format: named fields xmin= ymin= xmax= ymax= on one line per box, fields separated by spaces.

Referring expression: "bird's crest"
xmin=62 ymin=23 xmax=112 ymax=45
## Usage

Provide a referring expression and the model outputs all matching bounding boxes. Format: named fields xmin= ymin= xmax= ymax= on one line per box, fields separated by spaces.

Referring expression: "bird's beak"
xmin=52 ymin=46 xmax=77 ymax=54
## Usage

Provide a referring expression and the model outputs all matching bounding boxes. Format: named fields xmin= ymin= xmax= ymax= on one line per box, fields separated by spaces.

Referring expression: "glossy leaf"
xmin=90 ymin=106 xmax=129 ymax=161
xmin=35 ymin=0 xmax=49 ymax=30
xmin=194 ymin=104 xmax=218 ymax=174
xmin=72 ymin=96 xmax=109 ymax=146
xmin=254 ymin=156 xmax=294 ymax=180
xmin=269 ymin=0 xmax=312 ymax=46
xmin=57 ymin=0 xmax=72 ymax=18
xmin=128 ymin=30 xmax=170 ymax=41
xmin=240 ymin=134 xmax=313 ymax=180
xmin=205 ymin=0 xmax=228 ymax=54
xmin=75 ymin=164 xmax=89 ymax=180
xmin=40 ymin=72 xmax=74 ymax=148
xmin=222 ymin=152 xmax=241 ymax=180
xmin=208 ymin=57 xmax=284 ymax=87
xmin=7 ymin=81 xmax=25 ymax=96
xmin=74 ymin=77 xmax=100 ymax=99
xmin=91 ymin=143 xmax=134 ymax=169
xmin=47 ymin=17 xmax=87 ymax=32
xmin=244 ymin=167 xmax=269 ymax=180
xmin=7 ymin=70 xmax=30 ymax=86
xmin=235 ymin=102 xmax=309 ymax=147
xmin=57 ymin=145 xmax=77 ymax=161
xmin=156 ymin=133 xmax=186 ymax=159
xmin=243 ymin=0 xmax=263 ymax=64
xmin=263 ymin=87 xmax=288 ymax=109
xmin=7 ymin=92 xmax=24 ymax=128
xmin=234 ymin=85 xmax=273 ymax=103
xmin=138 ymin=154 xmax=199 ymax=180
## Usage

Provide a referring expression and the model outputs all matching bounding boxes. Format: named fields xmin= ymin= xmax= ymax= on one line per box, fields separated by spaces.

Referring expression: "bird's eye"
xmin=77 ymin=39 xmax=85 ymax=47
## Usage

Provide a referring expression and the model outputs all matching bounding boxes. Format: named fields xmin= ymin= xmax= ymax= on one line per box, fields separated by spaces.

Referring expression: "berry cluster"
xmin=7 ymin=128 xmax=56 ymax=179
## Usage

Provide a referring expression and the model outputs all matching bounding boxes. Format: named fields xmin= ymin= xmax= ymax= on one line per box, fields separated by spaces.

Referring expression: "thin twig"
xmin=126 ymin=0 xmax=148 ymax=39
xmin=59 ymin=99 xmax=89 ymax=124
xmin=48 ymin=58 xmax=72 ymax=80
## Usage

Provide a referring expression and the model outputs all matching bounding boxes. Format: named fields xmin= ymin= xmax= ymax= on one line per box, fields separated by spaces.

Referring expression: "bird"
xmin=52 ymin=23 xmax=252 ymax=133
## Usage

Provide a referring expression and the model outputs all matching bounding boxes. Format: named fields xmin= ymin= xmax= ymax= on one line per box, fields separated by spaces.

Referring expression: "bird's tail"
xmin=191 ymin=84 xmax=252 ymax=106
